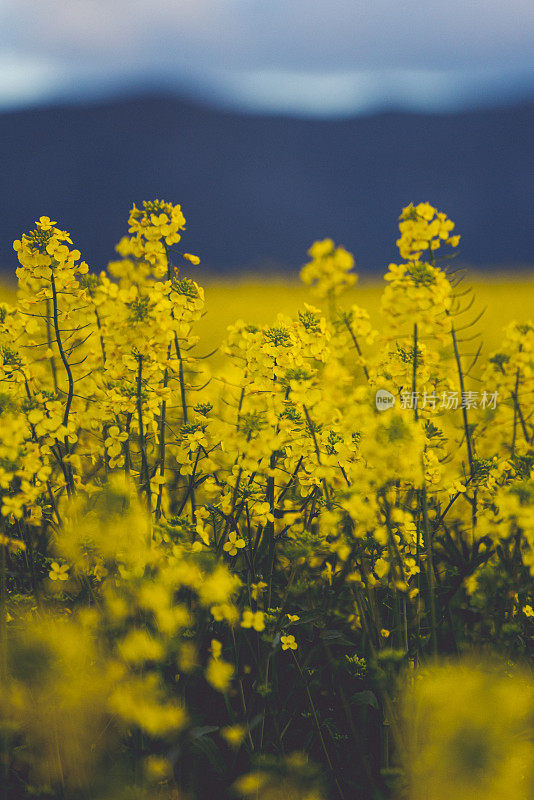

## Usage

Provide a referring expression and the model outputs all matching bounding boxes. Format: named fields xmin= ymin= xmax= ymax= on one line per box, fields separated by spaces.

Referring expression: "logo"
xmin=375 ymin=389 xmax=395 ymax=412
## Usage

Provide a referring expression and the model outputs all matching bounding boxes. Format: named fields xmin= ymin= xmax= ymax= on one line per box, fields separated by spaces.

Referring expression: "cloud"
xmin=0 ymin=52 xmax=64 ymax=106
xmin=2 ymin=0 xmax=534 ymax=113
xmin=203 ymin=67 xmax=534 ymax=116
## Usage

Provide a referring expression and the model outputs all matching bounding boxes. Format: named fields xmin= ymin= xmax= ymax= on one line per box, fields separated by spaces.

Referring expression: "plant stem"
xmin=136 ymin=354 xmax=152 ymax=509
xmin=50 ymin=273 xmax=75 ymax=494
xmin=420 ymin=486 xmax=437 ymax=656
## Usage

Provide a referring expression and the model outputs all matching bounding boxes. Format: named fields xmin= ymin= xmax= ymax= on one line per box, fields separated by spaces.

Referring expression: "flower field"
xmin=0 ymin=201 xmax=533 ymax=800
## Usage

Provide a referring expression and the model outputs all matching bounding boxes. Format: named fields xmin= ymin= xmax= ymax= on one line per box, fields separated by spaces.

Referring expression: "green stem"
xmin=136 ymin=354 xmax=152 ymax=509
xmin=292 ymin=650 xmax=347 ymax=800
xmin=174 ymin=333 xmax=189 ymax=425
xmin=45 ymin=297 xmax=58 ymax=393
xmin=94 ymin=307 xmax=107 ymax=364
xmin=421 ymin=486 xmax=437 ymax=656
xmin=303 ymin=404 xmax=331 ymax=509
xmin=155 ymin=343 xmax=173 ymax=520
xmin=413 ymin=322 xmax=418 ymax=422
xmin=344 ymin=318 xmax=370 ymax=381
xmin=50 ymin=274 xmax=75 ymax=494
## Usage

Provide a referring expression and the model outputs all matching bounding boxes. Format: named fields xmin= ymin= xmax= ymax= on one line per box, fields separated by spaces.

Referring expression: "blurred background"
xmin=1 ymin=0 xmax=534 ymax=279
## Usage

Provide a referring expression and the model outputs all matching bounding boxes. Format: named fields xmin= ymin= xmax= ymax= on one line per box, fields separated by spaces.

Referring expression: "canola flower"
xmin=0 ymin=199 xmax=532 ymax=800
xmin=403 ymin=660 xmax=534 ymax=800
xmin=281 ymin=634 xmax=298 ymax=651
xmin=48 ymin=561 xmax=69 ymax=581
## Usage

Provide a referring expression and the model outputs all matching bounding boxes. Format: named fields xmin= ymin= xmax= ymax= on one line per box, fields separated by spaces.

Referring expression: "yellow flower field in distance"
xmin=2 ymin=271 xmax=533 ymax=361
xmin=197 ymin=272 xmax=534 ymax=364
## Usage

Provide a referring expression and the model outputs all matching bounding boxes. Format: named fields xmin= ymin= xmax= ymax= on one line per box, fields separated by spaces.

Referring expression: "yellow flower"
xmin=118 ymin=630 xmax=164 ymax=664
xmin=178 ymin=642 xmax=198 ymax=673
xmin=0 ymin=533 xmax=26 ymax=552
xmin=206 ymin=658 xmax=234 ymax=693
xmin=234 ymin=771 xmax=268 ymax=796
xmin=223 ymin=530 xmax=246 ymax=557
xmin=281 ymin=634 xmax=297 ymax=651
xmin=49 ymin=562 xmax=69 ymax=581
xmin=198 ymin=566 xmax=240 ymax=606
xmin=308 ymin=238 xmax=334 ymax=259
xmin=144 ymin=755 xmax=172 ymax=780
xmin=210 ymin=639 xmax=223 ymax=659
xmin=300 ymin=240 xmax=357 ymax=297
xmin=396 ymin=202 xmax=459 ymax=261
xmin=221 ymin=724 xmax=246 ymax=749
xmin=35 ymin=216 xmax=57 ymax=230
xmin=251 ymin=580 xmax=267 ymax=600
xmin=240 ymin=609 xmax=265 ymax=632
xmin=93 ymin=564 xmax=108 ymax=582
xmin=403 ymin=661 xmax=534 ymax=800
xmin=183 ymin=253 xmax=200 ymax=265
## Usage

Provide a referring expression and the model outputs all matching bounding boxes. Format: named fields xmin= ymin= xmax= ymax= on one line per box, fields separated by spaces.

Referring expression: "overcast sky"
xmin=2 ymin=0 xmax=534 ymax=115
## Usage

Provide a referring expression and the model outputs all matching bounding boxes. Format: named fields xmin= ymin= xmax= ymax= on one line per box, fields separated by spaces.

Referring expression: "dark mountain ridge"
xmin=1 ymin=92 xmax=533 ymax=276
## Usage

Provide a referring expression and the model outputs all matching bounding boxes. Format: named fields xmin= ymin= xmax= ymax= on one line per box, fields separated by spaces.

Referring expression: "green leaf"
xmin=321 ymin=629 xmax=356 ymax=647
xmin=191 ymin=725 xmax=220 ymax=738
xmin=190 ymin=735 xmax=226 ymax=775
xmin=350 ymin=690 xmax=379 ymax=711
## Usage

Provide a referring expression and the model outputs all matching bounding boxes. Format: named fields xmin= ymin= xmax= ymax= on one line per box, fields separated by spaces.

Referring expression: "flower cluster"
xmin=397 ymin=202 xmax=460 ymax=261
xmin=300 ymin=238 xmax=357 ymax=297
xmin=1 ymin=200 xmax=532 ymax=800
